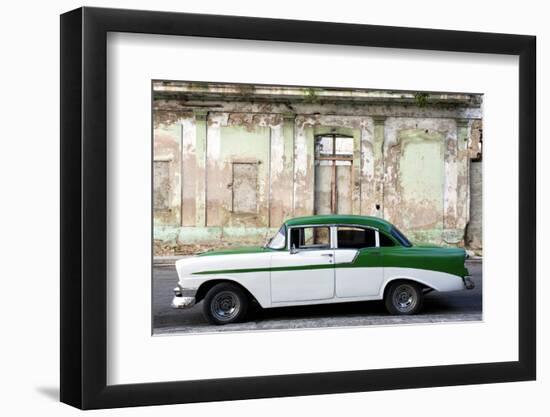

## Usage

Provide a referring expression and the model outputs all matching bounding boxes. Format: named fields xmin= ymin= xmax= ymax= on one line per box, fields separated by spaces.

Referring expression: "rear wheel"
xmin=384 ymin=281 xmax=423 ymax=315
xmin=202 ymin=283 xmax=249 ymax=325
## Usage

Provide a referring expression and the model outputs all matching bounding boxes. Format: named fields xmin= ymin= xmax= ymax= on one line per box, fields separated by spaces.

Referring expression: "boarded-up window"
xmin=153 ymin=160 xmax=170 ymax=210
xmin=314 ymin=135 xmax=354 ymax=215
xmin=232 ymin=163 xmax=258 ymax=213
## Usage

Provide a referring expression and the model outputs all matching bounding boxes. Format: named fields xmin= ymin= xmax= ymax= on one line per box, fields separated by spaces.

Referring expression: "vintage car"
xmin=172 ymin=215 xmax=474 ymax=324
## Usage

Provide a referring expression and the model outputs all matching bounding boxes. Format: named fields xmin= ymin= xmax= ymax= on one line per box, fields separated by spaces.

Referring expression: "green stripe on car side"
xmin=192 ymin=263 xmax=340 ymax=275
xmin=192 ymin=246 xmax=467 ymax=278
xmin=197 ymin=246 xmax=272 ymax=257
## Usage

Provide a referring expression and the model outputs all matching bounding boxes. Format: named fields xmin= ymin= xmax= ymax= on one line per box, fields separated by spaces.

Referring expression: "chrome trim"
xmin=350 ymin=250 xmax=360 ymax=263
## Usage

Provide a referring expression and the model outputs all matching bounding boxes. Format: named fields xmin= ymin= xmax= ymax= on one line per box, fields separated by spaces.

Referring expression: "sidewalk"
xmin=154 ymin=256 xmax=186 ymax=267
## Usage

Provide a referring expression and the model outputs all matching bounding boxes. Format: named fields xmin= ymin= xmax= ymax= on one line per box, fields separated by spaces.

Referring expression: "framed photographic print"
xmin=60 ymin=6 xmax=536 ymax=409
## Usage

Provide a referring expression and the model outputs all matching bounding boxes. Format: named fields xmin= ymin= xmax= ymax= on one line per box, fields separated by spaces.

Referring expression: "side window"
xmin=337 ymin=227 xmax=376 ymax=249
xmin=379 ymin=232 xmax=396 ymax=247
xmin=289 ymin=227 xmax=330 ymax=250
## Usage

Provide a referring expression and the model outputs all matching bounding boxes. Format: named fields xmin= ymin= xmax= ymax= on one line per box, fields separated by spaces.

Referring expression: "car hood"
xmin=175 ymin=247 xmax=274 ymax=279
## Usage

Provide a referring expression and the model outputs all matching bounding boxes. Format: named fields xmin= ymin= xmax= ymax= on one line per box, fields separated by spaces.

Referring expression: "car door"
xmin=270 ymin=225 xmax=335 ymax=303
xmin=334 ymin=226 xmax=384 ymax=297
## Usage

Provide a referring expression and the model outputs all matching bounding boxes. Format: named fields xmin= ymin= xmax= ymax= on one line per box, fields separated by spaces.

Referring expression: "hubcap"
xmin=392 ymin=284 xmax=417 ymax=313
xmin=211 ymin=291 xmax=240 ymax=321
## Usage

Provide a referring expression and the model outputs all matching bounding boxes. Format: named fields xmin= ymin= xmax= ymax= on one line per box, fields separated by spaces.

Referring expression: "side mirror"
xmin=290 ymin=243 xmax=298 ymax=255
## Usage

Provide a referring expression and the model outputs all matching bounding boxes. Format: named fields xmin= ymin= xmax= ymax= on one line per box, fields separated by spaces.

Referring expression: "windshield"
xmin=391 ymin=226 xmax=413 ymax=247
xmin=267 ymin=225 xmax=286 ymax=250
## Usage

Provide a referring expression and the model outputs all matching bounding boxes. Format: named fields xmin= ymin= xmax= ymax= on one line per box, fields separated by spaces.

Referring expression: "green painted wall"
xmin=397 ymin=129 xmax=445 ymax=232
xmin=206 ymin=124 xmax=270 ymax=227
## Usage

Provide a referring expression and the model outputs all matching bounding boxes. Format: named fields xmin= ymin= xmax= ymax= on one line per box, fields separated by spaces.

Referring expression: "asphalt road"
xmin=152 ymin=261 xmax=482 ymax=335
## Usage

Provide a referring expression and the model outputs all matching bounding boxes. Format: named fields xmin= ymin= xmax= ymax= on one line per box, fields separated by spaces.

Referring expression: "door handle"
xmin=321 ymin=253 xmax=334 ymax=257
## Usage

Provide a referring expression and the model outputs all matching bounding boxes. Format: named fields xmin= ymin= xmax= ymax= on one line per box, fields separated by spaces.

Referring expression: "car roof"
xmin=283 ymin=215 xmax=394 ymax=233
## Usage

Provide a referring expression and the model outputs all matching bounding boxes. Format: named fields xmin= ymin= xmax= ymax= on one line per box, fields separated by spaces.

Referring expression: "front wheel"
xmin=202 ymin=283 xmax=249 ymax=325
xmin=384 ymin=281 xmax=424 ymax=315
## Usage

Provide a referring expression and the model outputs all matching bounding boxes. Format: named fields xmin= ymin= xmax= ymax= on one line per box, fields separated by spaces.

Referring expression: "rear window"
xmin=337 ymin=227 xmax=376 ymax=249
xmin=390 ymin=226 xmax=412 ymax=247
xmin=379 ymin=232 xmax=395 ymax=247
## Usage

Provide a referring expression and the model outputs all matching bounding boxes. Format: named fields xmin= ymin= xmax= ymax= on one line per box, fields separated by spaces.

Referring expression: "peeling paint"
xmin=152 ymin=82 xmax=483 ymax=254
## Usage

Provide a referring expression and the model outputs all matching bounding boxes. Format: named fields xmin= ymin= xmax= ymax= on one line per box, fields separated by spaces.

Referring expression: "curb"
xmin=153 ymin=256 xmax=185 ymax=267
xmin=466 ymin=257 xmax=483 ymax=263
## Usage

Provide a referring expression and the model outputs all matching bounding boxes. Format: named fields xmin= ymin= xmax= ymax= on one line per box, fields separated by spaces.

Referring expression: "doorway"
xmin=314 ymin=134 xmax=354 ymax=215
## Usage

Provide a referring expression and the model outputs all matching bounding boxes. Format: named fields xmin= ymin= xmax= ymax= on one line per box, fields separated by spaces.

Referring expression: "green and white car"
xmin=172 ymin=215 xmax=474 ymax=324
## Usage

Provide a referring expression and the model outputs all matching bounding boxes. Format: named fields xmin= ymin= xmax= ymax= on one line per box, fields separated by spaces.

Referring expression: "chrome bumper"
xmin=171 ymin=286 xmax=197 ymax=309
xmin=463 ymin=276 xmax=475 ymax=290
xmin=171 ymin=296 xmax=196 ymax=309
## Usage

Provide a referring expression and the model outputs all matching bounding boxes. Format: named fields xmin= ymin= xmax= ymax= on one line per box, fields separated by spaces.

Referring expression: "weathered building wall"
xmin=466 ymin=161 xmax=483 ymax=253
xmin=465 ymin=119 xmax=483 ymax=254
xmin=153 ymin=82 xmax=483 ymax=254
xmin=153 ymin=122 xmax=183 ymax=227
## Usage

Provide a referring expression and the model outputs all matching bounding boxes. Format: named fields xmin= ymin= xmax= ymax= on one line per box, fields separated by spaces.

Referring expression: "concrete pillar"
xmin=194 ymin=110 xmax=208 ymax=227
xmin=442 ymin=119 xmax=464 ymax=244
xmin=269 ymin=114 xmax=295 ymax=227
xmin=372 ymin=116 xmax=386 ymax=218
xmin=467 ymin=160 xmax=483 ymax=251
xmin=456 ymin=118 xmax=471 ymax=235
xmin=293 ymin=117 xmax=315 ymax=217
xmin=351 ymin=128 xmax=362 ymax=215
xmin=180 ymin=116 xmax=197 ymax=226
xmin=360 ymin=121 xmax=374 ymax=216
xmin=282 ymin=113 xmax=295 ymax=220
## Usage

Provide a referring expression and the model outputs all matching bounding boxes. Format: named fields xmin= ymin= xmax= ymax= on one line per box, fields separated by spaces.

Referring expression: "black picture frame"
xmin=60 ymin=6 xmax=536 ymax=410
